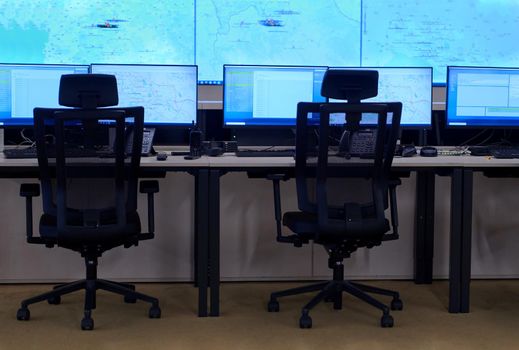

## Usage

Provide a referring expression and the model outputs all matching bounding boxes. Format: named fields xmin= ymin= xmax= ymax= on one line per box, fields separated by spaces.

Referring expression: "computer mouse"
xmin=420 ymin=146 xmax=438 ymax=157
xmin=156 ymin=152 xmax=168 ymax=161
xmin=401 ymin=145 xmax=417 ymax=157
xmin=207 ymin=147 xmax=223 ymax=157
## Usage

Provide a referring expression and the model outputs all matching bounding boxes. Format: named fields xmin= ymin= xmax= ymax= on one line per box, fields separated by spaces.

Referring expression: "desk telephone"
xmin=113 ymin=127 xmax=156 ymax=156
xmin=338 ymin=129 xmax=377 ymax=157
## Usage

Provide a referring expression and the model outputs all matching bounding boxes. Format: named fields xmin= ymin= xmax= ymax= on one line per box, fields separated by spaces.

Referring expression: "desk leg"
xmin=415 ymin=170 xmax=435 ymax=284
xmin=448 ymin=168 xmax=473 ymax=313
xmin=209 ymin=169 xmax=221 ymax=317
xmin=460 ymin=169 xmax=473 ymax=313
xmin=195 ymin=169 xmax=209 ymax=317
xmin=449 ymin=168 xmax=462 ymax=313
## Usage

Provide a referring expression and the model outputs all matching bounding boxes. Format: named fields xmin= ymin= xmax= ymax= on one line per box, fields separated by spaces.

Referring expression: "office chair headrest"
xmin=321 ymin=69 xmax=378 ymax=102
xmin=59 ymin=74 xmax=118 ymax=109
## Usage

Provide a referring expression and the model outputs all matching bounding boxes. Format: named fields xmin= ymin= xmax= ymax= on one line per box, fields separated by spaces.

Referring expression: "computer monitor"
xmin=223 ymin=65 xmax=328 ymax=127
xmin=90 ymin=64 xmax=198 ymax=126
xmin=0 ymin=64 xmax=89 ymax=126
xmin=446 ymin=66 xmax=519 ymax=127
xmin=330 ymin=67 xmax=432 ymax=128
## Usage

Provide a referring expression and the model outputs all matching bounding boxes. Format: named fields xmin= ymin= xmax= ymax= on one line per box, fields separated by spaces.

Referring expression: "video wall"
xmin=1 ymin=0 xmax=517 ymax=84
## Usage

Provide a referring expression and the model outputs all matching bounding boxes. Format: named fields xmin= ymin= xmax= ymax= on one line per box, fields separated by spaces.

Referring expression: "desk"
xmin=2 ymin=153 xmax=516 ymax=317
xmin=200 ymin=154 xmax=519 ymax=316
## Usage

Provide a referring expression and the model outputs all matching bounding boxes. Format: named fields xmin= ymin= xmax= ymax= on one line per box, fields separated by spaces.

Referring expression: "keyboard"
xmin=490 ymin=147 xmax=519 ymax=159
xmin=466 ymin=146 xmax=519 ymax=158
xmin=235 ymin=149 xmax=294 ymax=157
xmin=3 ymin=147 xmax=111 ymax=159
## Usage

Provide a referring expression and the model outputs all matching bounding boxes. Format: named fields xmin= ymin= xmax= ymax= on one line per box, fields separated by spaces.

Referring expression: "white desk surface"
xmin=0 ymin=149 xmax=210 ymax=168
xmin=1 ymin=150 xmax=519 ymax=169
xmin=208 ymin=153 xmax=519 ymax=169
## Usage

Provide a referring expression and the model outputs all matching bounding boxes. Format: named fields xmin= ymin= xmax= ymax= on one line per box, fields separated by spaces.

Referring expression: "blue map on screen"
xmin=1 ymin=1 xmax=519 ymax=84
xmin=361 ymin=0 xmax=519 ymax=83
xmin=196 ymin=0 xmax=361 ymax=83
xmin=0 ymin=0 xmax=195 ymax=65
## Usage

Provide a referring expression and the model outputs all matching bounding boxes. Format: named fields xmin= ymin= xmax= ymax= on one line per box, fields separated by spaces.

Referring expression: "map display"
xmin=365 ymin=69 xmax=432 ymax=126
xmin=330 ymin=68 xmax=432 ymax=126
xmin=91 ymin=65 xmax=198 ymax=125
xmin=362 ymin=0 xmax=519 ymax=82
xmin=196 ymin=0 xmax=361 ymax=83
xmin=1 ymin=1 xmax=519 ymax=84
xmin=0 ymin=0 xmax=195 ymax=65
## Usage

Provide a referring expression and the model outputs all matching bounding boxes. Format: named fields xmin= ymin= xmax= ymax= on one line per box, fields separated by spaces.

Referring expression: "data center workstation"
xmin=0 ymin=0 xmax=519 ymax=329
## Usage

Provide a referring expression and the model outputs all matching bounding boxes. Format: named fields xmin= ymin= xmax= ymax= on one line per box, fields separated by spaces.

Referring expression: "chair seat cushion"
xmin=283 ymin=211 xmax=389 ymax=241
xmin=39 ymin=209 xmax=141 ymax=245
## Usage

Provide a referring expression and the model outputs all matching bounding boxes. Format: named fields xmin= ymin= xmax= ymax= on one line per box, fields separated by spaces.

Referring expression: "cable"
xmin=459 ymin=129 xmax=490 ymax=146
xmin=475 ymin=130 xmax=495 ymax=146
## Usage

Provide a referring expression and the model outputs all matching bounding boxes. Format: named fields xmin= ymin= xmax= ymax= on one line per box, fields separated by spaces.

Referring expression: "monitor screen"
xmin=330 ymin=67 xmax=432 ymax=128
xmin=446 ymin=66 xmax=519 ymax=127
xmin=90 ymin=64 xmax=198 ymax=126
xmin=0 ymin=64 xmax=89 ymax=126
xmin=223 ymin=65 xmax=327 ymax=127
xmin=0 ymin=1 xmax=195 ymax=67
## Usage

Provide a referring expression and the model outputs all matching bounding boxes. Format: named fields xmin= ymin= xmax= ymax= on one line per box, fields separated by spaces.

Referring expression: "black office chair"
xmin=17 ymin=74 xmax=161 ymax=330
xmin=268 ymin=70 xmax=403 ymax=328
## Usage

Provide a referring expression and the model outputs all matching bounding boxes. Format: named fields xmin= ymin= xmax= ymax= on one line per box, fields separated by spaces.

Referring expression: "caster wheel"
xmin=16 ymin=308 xmax=30 ymax=321
xmin=124 ymin=295 xmax=137 ymax=304
xmin=149 ymin=306 xmax=161 ymax=319
xmin=390 ymin=298 xmax=403 ymax=311
xmin=380 ymin=314 xmax=394 ymax=328
xmin=81 ymin=317 xmax=94 ymax=331
xmin=48 ymin=296 xmax=61 ymax=305
xmin=299 ymin=314 xmax=312 ymax=329
xmin=267 ymin=300 xmax=279 ymax=312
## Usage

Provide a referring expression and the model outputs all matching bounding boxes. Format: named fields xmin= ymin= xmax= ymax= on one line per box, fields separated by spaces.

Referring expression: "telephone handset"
xmin=111 ymin=127 xmax=156 ymax=156
xmin=128 ymin=127 xmax=155 ymax=156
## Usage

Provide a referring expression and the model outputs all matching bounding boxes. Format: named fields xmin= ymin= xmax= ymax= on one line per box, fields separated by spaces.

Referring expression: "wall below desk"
xmin=0 ymin=172 xmax=518 ymax=282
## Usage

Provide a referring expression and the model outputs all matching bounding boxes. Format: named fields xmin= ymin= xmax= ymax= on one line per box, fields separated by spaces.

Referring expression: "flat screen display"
xmin=90 ymin=64 xmax=198 ymax=125
xmin=2 ymin=1 xmax=519 ymax=84
xmin=223 ymin=65 xmax=327 ymax=127
xmin=446 ymin=66 xmax=519 ymax=127
xmin=330 ymin=67 xmax=432 ymax=128
xmin=0 ymin=64 xmax=89 ymax=126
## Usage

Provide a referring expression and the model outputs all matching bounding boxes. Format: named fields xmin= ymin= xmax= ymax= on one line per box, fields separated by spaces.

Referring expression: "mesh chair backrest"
xmin=295 ymin=101 xmax=402 ymax=238
xmin=33 ymin=74 xmax=144 ymax=243
xmin=33 ymin=107 xmax=144 ymax=242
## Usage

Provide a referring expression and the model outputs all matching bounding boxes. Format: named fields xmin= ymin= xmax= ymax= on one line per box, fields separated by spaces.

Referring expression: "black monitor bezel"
xmin=0 ymin=63 xmax=90 ymax=128
xmin=222 ymin=64 xmax=328 ymax=129
xmin=89 ymin=63 xmax=199 ymax=128
xmin=446 ymin=65 xmax=519 ymax=129
xmin=331 ymin=66 xmax=433 ymax=129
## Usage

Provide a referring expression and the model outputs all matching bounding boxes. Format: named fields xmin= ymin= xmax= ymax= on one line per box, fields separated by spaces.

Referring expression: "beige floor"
xmin=0 ymin=280 xmax=517 ymax=350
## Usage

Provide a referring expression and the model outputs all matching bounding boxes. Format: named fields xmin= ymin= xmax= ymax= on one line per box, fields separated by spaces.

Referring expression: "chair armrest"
xmin=389 ymin=178 xmax=402 ymax=187
xmin=20 ymin=183 xmax=40 ymax=197
xmin=383 ymin=179 xmax=401 ymax=241
xmin=266 ymin=174 xmax=290 ymax=182
xmin=139 ymin=180 xmax=159 ymax=236
xmin=20 ymin=183 xmax=40 ymax=242
xmin=267 ymin=174 xmax=305 ymax=247
xmin=140 ymin=180 xmax=159 ymax=194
